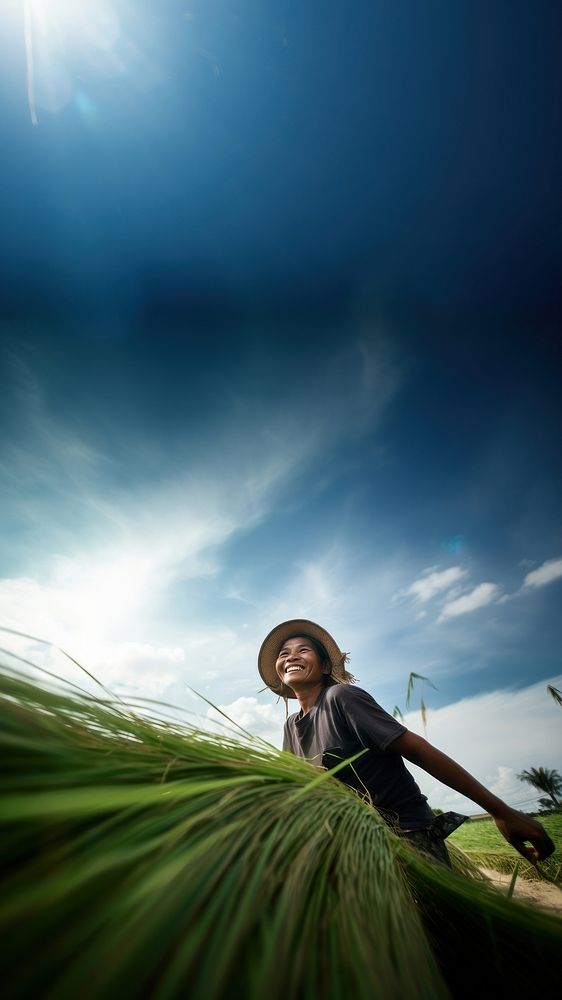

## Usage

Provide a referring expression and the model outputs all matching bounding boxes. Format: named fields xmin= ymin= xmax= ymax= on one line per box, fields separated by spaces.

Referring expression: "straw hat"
xmin=258 ymin=618 xmax=356 ymax=700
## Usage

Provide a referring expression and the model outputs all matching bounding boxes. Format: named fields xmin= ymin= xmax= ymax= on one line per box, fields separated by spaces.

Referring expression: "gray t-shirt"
xmin=283 ymin=683 xmax=434 ymax=831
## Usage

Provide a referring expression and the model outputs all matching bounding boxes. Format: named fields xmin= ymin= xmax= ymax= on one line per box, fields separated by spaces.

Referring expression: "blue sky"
xmin=1 ymin=2 xmax=561 ymax=813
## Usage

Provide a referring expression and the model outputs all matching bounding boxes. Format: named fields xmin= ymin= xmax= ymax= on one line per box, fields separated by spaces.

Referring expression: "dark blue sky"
xmin=0 ymin=1 xmax=561 ymax=808
xmin=1 ymin=1 xmax=561 ymax=319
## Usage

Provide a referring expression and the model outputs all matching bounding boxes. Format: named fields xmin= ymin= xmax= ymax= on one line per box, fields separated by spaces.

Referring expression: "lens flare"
xmin=24 ymin=2 xmax=37 ymax=124
xmin=22 ymin=0 xmax=123 ymax=124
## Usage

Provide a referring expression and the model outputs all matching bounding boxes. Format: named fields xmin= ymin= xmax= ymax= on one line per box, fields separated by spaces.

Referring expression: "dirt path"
xmin=480 ymin=868 xmax=562 ymax=916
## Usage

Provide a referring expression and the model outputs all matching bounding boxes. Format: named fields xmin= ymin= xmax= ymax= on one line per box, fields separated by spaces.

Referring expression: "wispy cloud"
xmin=0 ymin=346 xmax=108 ymax=492
xmin=0 ymin=337 xmax=401 ymax=699
xmin=522 ymin=557 xmax=562 ymax=590
xmin=438 ymin=582 xmax=500 ymax=622
xmin=395 ymin=563 xmax=492 ymax=627
xmin=403 ymin=566 xmax=467 ymax=603
xmin=399 ymin=555 xmax=562 ymax=625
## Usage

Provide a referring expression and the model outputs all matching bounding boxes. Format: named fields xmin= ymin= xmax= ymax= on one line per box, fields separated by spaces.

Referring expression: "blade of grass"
xmin=507 ymin=861 xmax=520 ymax=898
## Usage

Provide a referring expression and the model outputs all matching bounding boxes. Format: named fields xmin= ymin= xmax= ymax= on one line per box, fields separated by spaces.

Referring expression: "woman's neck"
xmin=296 ymin=681 xmax=326 ymax=715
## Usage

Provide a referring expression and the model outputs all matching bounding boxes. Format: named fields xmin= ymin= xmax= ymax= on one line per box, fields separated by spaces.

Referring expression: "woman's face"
xmin=275 ymin=636 xmax=330 ymax=690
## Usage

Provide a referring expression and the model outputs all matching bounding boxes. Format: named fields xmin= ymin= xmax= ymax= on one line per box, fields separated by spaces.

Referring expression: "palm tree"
xmin=517 ymin=766 xmax=562 ymax=807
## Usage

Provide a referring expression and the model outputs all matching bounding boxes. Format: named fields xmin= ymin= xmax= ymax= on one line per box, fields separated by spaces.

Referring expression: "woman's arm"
xmin=389 ymin=730 xmax=555 ymax=862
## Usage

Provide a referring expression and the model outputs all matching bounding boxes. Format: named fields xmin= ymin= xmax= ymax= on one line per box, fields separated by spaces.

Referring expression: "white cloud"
xmin=95 ymin=642 xmax=186 ymax=696
xmin=486 ymin=765 xmax=524 ymax=805
xmin=522 ymin=557 xmax=562 ymax=590
xmin=438 ymin=582 xmax=499 ymax=622
xmin=0 ymin=620 xmax=188 ymax=700
xmin=207 ymin=696 xmax=286 ymax=746
xmin=404 ymin=566 xmax=467 ymax=603
xmin=396 ymin=555 xmax=562 ymax=626
xmin=403 ymin=675 xmax=562 ymax=813
xmin=468 ymin=556 xmax=562 ymax=607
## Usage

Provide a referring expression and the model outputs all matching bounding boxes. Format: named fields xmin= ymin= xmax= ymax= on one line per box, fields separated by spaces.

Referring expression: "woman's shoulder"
xmin=285 ymin=708 xmax=301 ymax=727
xmin=323 ymin=683 xmax=377 ymax=707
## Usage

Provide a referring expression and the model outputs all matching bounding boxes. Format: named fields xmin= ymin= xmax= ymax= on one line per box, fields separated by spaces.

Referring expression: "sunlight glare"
xmin=72 ymin=555 xmax=153 ymax=636
xmin=23 ymin=0 xmax=122 ymax=123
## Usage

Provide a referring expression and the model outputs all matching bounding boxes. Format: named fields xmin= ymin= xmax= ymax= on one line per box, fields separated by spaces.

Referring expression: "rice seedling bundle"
xmin=1 ymin=663 xmax=560 ymax=999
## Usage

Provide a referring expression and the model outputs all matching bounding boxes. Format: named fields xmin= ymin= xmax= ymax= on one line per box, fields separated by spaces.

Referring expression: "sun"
xmin=23 ymin=0 xmax=122 ymax=123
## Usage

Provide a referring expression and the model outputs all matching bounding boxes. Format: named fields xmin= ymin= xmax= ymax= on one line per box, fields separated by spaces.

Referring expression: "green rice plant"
xmin=1 ymin=660 xmax=561 ymax=1000
xmin=450 ymin=815 xmax=562 ymax=883
xmin=507 ymin=862 xmax=521 ymax=899
xmin=454 ymin=850 xmax=561 ymax=884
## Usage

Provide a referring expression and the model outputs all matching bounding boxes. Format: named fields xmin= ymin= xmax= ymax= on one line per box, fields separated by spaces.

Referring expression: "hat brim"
xmin=258 ymin=619 xmax=350 ymax=700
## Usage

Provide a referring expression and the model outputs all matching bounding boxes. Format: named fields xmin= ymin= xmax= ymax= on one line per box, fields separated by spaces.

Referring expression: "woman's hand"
xmin=492 ymin=808 xmax=555 ymax=863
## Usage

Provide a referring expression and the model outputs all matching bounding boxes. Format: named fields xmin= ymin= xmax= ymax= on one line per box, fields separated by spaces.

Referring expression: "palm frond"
xmin=517 ymin=766 xmax=562 ymax=805
xmin=547 ymin=685 xmax=562 ymax=709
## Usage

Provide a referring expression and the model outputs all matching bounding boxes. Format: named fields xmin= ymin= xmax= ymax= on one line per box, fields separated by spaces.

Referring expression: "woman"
xmin=258 ymin=618 xmax=554 ymax=864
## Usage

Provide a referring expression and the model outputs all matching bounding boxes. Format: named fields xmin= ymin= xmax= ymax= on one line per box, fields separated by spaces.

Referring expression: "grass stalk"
xmin=1 ymin=660 xmax=561 ymax=999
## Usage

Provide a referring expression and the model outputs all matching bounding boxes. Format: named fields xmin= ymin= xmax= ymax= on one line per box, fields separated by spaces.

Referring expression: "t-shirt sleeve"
xmin=329 ymin=685 xmax=407 ymax=751
xmin=282 ymin=715 xmax=299 ymax=753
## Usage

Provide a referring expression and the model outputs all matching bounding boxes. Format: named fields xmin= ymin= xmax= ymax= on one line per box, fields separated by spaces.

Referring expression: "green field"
xmin=449 ymin=812 xmax=562 ymax=881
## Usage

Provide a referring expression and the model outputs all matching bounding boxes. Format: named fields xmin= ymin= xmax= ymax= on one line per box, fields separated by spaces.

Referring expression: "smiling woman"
xmin=275 ymin=636 xmax=332 ymax=698
xmin=259 ymin=618 xmax=555 ymax=867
